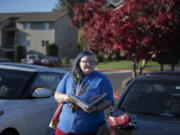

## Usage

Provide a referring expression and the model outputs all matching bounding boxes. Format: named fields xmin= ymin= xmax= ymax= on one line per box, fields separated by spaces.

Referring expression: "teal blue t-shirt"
xmin=56 ymin=71 xmax=114 ymax=134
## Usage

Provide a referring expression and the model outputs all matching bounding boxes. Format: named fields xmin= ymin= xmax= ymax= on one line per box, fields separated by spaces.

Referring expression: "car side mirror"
xmin=32 ymin=88 xmax=53 ymax=98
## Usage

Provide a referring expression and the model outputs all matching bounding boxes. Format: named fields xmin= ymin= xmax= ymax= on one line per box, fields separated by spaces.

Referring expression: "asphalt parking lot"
xmin=60 ymin=64 xmax=180 ymax=91
xmin=59 ymin=65 xmax=132 ymax=91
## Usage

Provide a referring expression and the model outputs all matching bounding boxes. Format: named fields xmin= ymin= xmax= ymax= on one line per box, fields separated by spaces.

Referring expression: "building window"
xmin=41 ymin=40 xmax=49 ymax=47
xmin=44 ymin=23 xmax=49 ymax=29
xmin=24 ymin=23 xmax=31 ymax=29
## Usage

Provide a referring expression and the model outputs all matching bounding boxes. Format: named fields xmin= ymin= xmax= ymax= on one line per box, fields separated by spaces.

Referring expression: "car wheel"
xmin=1 ymin=130 xmax=18 ymax=135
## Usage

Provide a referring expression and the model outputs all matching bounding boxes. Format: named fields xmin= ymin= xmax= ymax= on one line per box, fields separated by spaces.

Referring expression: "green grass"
xmin=95 ymin=60 xmax=162 ymax=71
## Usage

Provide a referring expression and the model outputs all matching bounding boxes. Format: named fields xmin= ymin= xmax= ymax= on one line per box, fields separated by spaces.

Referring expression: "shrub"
xmin=61 ymin=57 xmax=68 ymax=65
xmin=14 ymin=44 xmax=26 ymax=62
xmin=46 ymin=43 xmax=58 ymax=56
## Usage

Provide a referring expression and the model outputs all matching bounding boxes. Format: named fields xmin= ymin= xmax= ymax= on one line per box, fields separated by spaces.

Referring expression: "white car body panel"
xmin=0 ymin=98 xmax=57 ymax=135
xmin=0 ymin=63 xmax=66 ymax=135
xmin=23 ymin=97 xmax=57 ymax=135
xmin=0 ymin=100 xmax=27 ymax=134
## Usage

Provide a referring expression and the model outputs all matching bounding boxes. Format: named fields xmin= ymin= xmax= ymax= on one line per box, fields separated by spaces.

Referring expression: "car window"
xmin=0 ymin=69 xmax=32 ymax=99
xmin=31 ymin=72 xmax=64 ymax=94
xmin=28 ymin=55 xmax=35 ymax=59
xmin=120 ymin=79 xmax=180 ymax=115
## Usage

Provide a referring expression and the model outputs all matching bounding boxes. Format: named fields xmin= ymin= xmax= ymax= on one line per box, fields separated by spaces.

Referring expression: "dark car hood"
xmin=128 ymin=114 xmax=180 ymax=135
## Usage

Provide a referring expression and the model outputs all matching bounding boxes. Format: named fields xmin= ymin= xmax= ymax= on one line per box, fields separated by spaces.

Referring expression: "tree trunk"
xmin=160 ymin=64 xmax=164 ymax=71
xmin=132 ymin=61 xmax=137 ymax=77
xmin=139 ymin=60 xmax=147 ymax=75
xmin=171 ymin=64 xmax=175 ymax=71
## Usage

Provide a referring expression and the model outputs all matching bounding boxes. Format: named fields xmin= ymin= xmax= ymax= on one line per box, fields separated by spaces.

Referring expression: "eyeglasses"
xmin=80 ymin=60 xmax=96 ymax=65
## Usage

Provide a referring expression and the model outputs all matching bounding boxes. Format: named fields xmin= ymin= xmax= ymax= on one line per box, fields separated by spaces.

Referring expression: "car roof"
xmin=0 ymin=62 xmax=67 ymax=73
xmin=137 ymin=71 xmax=180 ymax=80
xmin=147 ymin=71 xmax=180 ymax=76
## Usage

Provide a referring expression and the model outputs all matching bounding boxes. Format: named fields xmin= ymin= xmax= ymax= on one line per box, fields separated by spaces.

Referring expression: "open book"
xmin=69 ymin=93 xmax=107 ymax=109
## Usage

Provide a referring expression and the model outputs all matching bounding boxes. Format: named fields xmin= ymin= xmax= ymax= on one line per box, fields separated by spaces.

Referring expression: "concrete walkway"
xmin=95 ymin=64 xmax=180 ymax=72
xmin=61 ymin=64 xmax=180 ymax=72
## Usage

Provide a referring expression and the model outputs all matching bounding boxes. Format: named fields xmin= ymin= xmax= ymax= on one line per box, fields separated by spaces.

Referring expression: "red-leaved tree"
xmin=72 ymin=0 xmax=180 ymax=77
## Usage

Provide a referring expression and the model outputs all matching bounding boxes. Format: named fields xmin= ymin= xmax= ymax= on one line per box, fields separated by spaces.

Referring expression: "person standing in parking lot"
xmin=54 ymin=50 xmax=114 ymax=135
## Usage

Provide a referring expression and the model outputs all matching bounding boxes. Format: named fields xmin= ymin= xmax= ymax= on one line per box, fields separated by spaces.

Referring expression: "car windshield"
xmin=0 ymin=68 xmax=32 ymax=99
xmin=120 ymin=79 xmax=180 ymax=116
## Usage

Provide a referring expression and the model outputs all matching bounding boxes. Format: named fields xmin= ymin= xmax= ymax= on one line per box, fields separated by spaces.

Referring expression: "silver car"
xmin=41 ymin=56 xmax=61 ymax=67
xmin=0 ymin=62 xmax=67 ymax=135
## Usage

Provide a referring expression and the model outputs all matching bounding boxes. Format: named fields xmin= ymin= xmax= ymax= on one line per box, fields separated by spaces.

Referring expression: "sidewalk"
xmin=61 ymin=64 xmax=180 ymax=72
xmin=95 ymin=67 xmax=150 ymax=73
xmin=95 ymin=63 xmax=180 ymax=72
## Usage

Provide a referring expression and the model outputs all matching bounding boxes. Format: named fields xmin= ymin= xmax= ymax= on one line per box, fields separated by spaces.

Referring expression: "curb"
xmin=95 ymin=68 xmax=131 ymax=71
xmin=95 ymin=68 xmax=151 ymax=73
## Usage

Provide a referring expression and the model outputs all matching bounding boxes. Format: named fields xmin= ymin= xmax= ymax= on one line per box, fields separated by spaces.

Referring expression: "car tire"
xmin=1 ymin=130 xmax=18 ymax=135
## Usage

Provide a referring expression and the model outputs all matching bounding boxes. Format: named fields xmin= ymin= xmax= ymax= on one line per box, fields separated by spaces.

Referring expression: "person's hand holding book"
xmin=68 ymin=93 xmax=108 ymax=113
xmin=54 ymin=92 xmax=74 ymax=103
xmin=82 ymin=106 xmax=98 ymax=113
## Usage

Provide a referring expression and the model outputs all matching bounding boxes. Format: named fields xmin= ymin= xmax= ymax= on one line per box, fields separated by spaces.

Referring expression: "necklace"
xmin=70 ymin=72 xmax=93 ymax=113
xmin=75 ymin=75 xmax=90 ymax=97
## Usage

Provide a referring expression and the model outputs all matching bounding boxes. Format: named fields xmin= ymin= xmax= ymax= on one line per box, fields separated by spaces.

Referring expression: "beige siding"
xmin=55 ymin=15 xmax=78 ymax=59
xmin=14 ymin=13 xmax=78 ymax=59
xmin=16 ymin=23 xmax=55 ymax=55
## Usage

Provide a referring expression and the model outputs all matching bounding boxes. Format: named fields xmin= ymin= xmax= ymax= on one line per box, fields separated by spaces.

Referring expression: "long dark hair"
xmin=71 ymin=50 xmax=94 ymax=84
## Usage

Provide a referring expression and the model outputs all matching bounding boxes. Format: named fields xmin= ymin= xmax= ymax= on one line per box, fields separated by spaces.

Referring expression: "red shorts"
xmin=55 ymin=128 xmax=97 ymax=135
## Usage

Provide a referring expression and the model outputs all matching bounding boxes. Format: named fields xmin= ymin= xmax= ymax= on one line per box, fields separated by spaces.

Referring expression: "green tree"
xmin=46 ymin=43 xmax=58 ymax=56
xmin=14 ymin=44 xmax=26 ymax=63
xmin=77 ymin=29 xmax=88 ymax=52
xmin=53 ymin=0 xmax=88 ymax=17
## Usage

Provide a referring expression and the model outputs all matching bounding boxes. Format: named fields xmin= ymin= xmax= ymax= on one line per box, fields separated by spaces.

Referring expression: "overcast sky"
xmin=0 ymin=0 xmax=59 ymax=13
